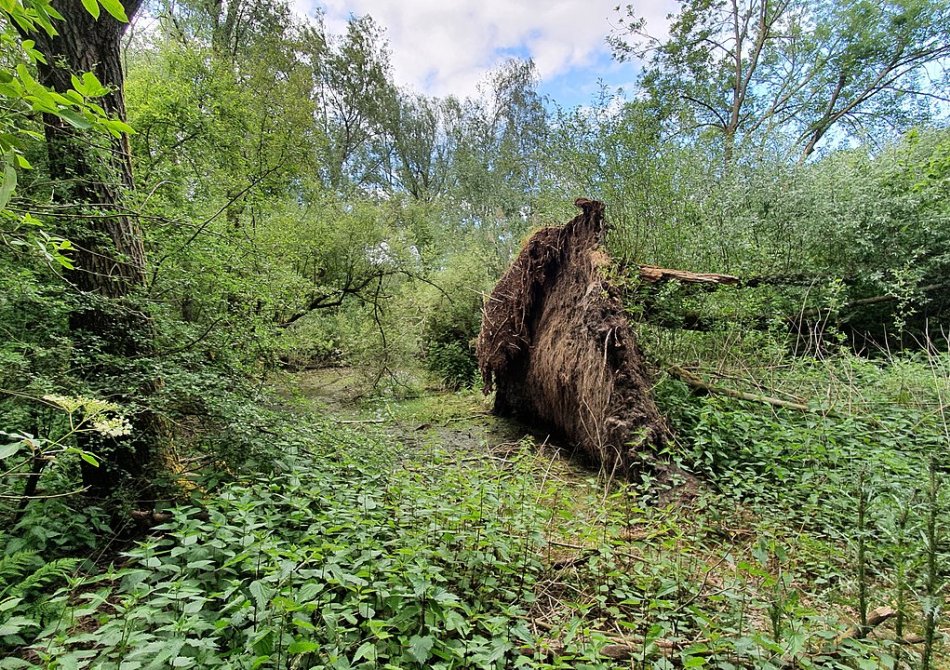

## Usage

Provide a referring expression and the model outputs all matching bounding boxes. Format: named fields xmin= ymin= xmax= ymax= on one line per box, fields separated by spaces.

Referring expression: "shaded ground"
xmin=280 ymin=367 xmax=578 ymax=467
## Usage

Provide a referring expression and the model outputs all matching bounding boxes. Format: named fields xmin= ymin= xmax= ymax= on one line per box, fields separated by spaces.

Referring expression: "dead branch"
xmin=667 ymin=365 xmax=813 ymax=412
xmin=638 ymin=265 xmax=740 ymax=285
xmin=836 ymin=606 xmax=897 ymax=643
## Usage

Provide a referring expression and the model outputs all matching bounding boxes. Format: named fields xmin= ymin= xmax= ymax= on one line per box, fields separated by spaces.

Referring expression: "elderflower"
xmin=92 ymin=417 xmax=133 ymax=438
xmin=43 ymin=394 xmax=82 ymax=413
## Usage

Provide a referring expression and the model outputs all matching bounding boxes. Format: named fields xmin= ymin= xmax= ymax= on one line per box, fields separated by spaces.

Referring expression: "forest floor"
xmin=16 ymin=366 xmax=945 ymax=668
xmin=271 ymin=367 xmax=948 ymax=669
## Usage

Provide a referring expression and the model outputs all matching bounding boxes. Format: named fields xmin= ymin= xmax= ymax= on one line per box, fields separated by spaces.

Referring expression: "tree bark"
xmin=33 ymin=0 xmax=159 ymax=495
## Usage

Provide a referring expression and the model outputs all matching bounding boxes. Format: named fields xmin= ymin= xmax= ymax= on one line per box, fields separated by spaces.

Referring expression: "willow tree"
xmin=32 ymin=0 xmax=158 ymax=494
xmin=611 ymin=0 xmax=950 ymax=165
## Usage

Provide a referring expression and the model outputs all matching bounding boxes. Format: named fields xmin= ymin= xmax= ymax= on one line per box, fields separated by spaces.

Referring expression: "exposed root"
xmin=477 ymin=199 xmax=669 ymax=475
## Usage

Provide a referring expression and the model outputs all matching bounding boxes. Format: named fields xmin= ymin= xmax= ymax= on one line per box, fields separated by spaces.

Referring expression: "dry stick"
xmin=836 ymin=606 xmax=898 ymax=643
xmin=667 ymin=365 xmax=814 ymax=412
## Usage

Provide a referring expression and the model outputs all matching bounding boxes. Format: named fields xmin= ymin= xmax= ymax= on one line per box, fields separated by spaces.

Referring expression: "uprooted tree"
xmin=477 ymin=199 xmax=669 ymax=475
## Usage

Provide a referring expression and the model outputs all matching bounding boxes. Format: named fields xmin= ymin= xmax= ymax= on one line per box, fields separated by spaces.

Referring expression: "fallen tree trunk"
xmin=477 ymin=199 xmax=668 ymax=475
xmin=667 ymin=365 xmax=813 ymax=413
xmin=637 ymin=265 xmax=740 ymax=285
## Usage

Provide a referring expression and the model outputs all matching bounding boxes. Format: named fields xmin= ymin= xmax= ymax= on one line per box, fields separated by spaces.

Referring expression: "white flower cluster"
xmin=43 ymin=394 xmax=120 ymax=416
xmin=43 ymin=394 xmax=131 ymax=437
xmin=91 ymin=417 xmax=133 ymax=438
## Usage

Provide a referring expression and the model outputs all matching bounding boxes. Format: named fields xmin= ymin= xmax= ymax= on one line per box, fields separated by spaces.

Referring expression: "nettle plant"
xmin=14 ymin=424 xmax=549 ymax=669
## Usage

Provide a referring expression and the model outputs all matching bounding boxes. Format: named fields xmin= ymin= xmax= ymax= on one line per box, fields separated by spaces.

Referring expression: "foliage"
xmin=420 ymin=247 xmax=496 ymax=390
xmin=610 ymin=0 xmax=950 ymax=163
xmin=0 ymin=0 xmax=948 ymax=668
xmin=10 ymin=416 xmax=549 ymax=668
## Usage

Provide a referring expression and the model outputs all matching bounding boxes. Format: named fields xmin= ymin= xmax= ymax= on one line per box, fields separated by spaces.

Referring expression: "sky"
xmin=289 ymin=0 xmax=676 ymax=108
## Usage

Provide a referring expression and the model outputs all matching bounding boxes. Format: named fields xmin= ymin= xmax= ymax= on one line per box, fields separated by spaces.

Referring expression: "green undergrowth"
xmin=1 ymin=358 xmax=947 ymax=669
xmin=6 ymin=417 xmax=552 ymax=669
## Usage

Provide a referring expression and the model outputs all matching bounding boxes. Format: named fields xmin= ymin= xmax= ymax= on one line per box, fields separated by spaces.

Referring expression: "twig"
xmin=836 ymin=605 xmax=897 ymax=642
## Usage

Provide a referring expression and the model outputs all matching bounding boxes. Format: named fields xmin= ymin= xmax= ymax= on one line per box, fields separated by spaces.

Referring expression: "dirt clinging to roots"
xmin=477 ymin=199 xmax=669 ymax=476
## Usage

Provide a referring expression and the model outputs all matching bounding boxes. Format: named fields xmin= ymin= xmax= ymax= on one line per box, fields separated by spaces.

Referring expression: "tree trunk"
xmin=33 ymin=0 xmax=159 ymax=495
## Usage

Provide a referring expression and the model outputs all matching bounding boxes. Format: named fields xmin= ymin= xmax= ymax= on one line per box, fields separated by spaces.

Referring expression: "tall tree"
xmin=454 ymin=59 xmax=547 ymax=221
xmin=611 ymin=0 xmax=950 ymax=164
xmin=32 ymin=0 xmax=158 ymax=493
xmin=387 ymin=93 xmax=455 ymax=201
xmin=306 ymin=15 xmax=398 ymax=191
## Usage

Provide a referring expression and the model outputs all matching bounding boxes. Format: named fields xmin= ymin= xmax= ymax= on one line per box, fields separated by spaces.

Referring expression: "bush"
xmin=420 ymin=248 xmax=493 ymax=390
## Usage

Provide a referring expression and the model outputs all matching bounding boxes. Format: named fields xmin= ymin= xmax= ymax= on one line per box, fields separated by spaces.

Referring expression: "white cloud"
xmin=290 ymin=0 xmax=674 ymax=99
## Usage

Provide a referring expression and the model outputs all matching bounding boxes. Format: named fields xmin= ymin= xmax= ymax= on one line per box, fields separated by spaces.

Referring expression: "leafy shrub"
xmin=421 ymin=249 xmax=494 ymax=390
xmin=425 ymin=340 xmax=479 ymax=391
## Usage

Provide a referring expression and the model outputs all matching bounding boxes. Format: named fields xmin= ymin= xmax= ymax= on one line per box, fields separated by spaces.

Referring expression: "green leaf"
xmin=0 ymin=616 xmax=36 ymax=636
xmin=407 ymin=634 xmax=434 ymax=664
xmin=352 ymin=641 xmax=377 ymax=662
xmin=100 ymin=118 xmax=135 ymax=137
xmin=287 ymin=639 xmax=320 ymax=654
xmin=58 ymin=109 xmax=92 ymax=130
xmin=80 ymin=0 xmax=100 ymax=19
xmin=98 ymin=0 xmax=128 ymax=21
xmin=78 ymin=451 xmax=100 ymax=467
xmin=0 ymin=441 xmax=22 ymax=460
xmin=248 ymin=580 xmax=270 ymax=611
xmin=0 ymin=598 xmax=23 ymax=613
xmin=0 ymin=159 xmax=16 ymax=210
xmin=79 ymin=72 xmax=109 ymax=98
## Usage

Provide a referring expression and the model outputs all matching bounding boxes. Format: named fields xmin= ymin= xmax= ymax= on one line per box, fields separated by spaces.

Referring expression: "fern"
xmin=12 ymin=557 xmax=79 ymax=598
xmin=0 ymin=551 xmax=41 ymax=599
xmin=0 ymin=552 xmax=77 ymax=639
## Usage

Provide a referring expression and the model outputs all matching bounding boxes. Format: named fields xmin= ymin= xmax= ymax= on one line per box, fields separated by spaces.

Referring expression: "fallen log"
xmin=477 ymin=199 xmax=669 ymax=475
xmin=638 ymin=265 xmax=740 ymax=285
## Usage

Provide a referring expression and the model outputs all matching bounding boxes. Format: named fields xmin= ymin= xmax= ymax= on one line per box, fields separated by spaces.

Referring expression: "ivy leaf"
xmin=407 ymin=634 xmax=434 ymax=664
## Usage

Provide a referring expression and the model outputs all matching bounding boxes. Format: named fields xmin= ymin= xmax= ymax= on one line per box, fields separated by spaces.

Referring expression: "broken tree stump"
xmin=476 ymin=199 xmax=668 ymax=475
